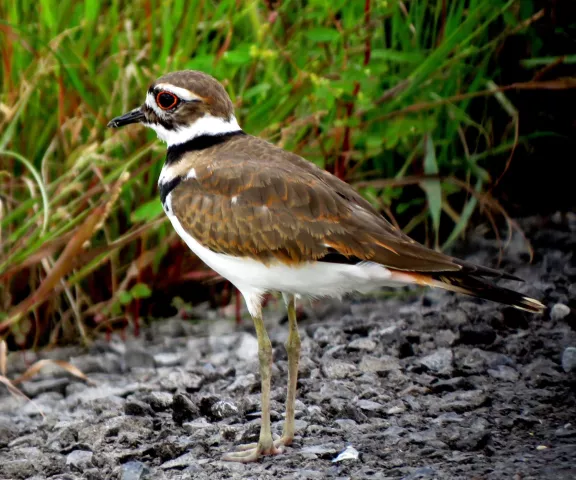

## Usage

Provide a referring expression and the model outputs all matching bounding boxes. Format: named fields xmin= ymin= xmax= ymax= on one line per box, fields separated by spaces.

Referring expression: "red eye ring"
xmin=156 ymin=91 xmax=179 ymax=110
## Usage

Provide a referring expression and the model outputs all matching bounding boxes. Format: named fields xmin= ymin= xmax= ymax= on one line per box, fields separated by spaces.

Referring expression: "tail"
xmin=389 ymin=270 xmax=545 ymax=313
xmin=431 ymin=275 xmax=545 ymax=313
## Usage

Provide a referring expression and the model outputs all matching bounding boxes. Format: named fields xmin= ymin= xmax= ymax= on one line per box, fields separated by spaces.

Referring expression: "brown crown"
xmin=147 ymin=70 xmax=234 ymax=124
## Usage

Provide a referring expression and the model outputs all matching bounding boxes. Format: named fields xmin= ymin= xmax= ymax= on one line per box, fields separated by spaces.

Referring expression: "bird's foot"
xmin=222 ymin=436 xmax=292 ymax=463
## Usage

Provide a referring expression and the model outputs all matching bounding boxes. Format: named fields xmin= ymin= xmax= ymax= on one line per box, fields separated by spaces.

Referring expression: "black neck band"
xmin=165 ymin=130 xmax=245 ymax=165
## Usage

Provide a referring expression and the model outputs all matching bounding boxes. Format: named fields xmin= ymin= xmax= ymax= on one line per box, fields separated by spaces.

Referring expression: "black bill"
xmin=107 ymin=107 xmax=145 ymax=128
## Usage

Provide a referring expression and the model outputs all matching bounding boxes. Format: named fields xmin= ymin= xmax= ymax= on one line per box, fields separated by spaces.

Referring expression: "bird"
xmin=108 ymin=70 xmax=545 ymax=462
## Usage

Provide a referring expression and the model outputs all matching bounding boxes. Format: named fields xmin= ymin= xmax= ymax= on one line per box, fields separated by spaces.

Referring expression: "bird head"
xmin=107 ymin=70 xmax=240 ymax=146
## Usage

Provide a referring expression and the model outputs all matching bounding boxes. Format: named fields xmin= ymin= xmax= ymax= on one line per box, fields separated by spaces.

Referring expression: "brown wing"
xmin=169 ymin=137 xmax=467 ymax=273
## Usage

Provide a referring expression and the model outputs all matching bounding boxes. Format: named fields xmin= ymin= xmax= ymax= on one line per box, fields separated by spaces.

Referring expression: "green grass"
xmin=0 ymin=0 xmax=548 ymax=345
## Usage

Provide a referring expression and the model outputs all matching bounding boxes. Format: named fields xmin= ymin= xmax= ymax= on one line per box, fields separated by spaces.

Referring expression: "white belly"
xmin=166 ymin=209 xmax=400 ymax=298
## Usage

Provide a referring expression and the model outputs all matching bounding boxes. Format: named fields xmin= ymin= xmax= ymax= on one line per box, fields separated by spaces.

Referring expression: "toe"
xmin=222 ymin=448 xmax=260 ymax=463
xmin=234 ymin=442 xmax=257 ymax=452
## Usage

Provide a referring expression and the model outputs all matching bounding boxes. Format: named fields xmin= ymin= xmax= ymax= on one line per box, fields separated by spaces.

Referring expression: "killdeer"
xmin=108 ymin=70 xmax=545 ymax=462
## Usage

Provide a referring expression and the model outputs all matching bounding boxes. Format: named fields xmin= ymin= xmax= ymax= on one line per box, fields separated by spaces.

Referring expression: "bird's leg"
xmin=222 ymin=298 xmax=280 ymax=462
xmin=279 ymin=293 xmax=301 ymax=446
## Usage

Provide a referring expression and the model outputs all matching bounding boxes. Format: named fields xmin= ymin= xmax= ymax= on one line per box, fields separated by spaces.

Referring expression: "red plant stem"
xmin=335 ymin=0 xmax=372 ymax=179
xmin=235 ymin=288 xmax=242 ymax=325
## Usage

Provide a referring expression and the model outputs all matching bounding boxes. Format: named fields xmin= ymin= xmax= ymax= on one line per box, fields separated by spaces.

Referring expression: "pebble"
xmin=153 ymin=353 xmax=182 ymax=367
xmin=436 ymin=390 xmax=488 ymax=413
xmin=356 ymin=399 xmax=384 ymax=411
xmin=142 ymin=391 xmax=173 ymax=411
xmin=419 ymin=348 xmax=453 ymax=375
xmin=401 ymin=466 xmax=436 ymax=480
xmin=300 ymin=444 xmax=340 ymax=456
xmin=347 ymin=338 xmax=377 ymax=351
xmin=20 ymin=377 xmax=70 ymax=398
xmin=550 ymin=303 xmax=570 ymax=321
xmin=488 ymin=365 xmax=519 ymax=382
xmin=332 ymin=444 xmax=360 ymax=462
xmin=160 ymin=452 xmax=200 ymax=470
xmin=66 ymin=450 xmax=93 ymax=470
xmin=359 ymin=355 xmax=400 ymax=373
xmin=387 ymin=405 xmax=406 ymax=415
xmin=125 ymin=399 xmax=155 ymax=417
xmin=458 ymin=326 xmax=496 ymax=345
xmin=235 ymin=332 xmax=259 ymax=361
xmin=322 ymin=360 xmax=357 ymax=379
xmin=159 ymin=369 xmax=204 ymax=391
xmin=561 ymin=347 xmax=576 ymax=373
xmin=172 ymin=393 xmax=199 ymax=425
xmin=121 ymin=460 xmax=149 ymax=480
xmin=211 ymin=400 xmax=239 ymax=419
xmin=435 ymin=329 xmax=458 ymax=347
xmin=123 ymin=349 xmax=156 ymax=370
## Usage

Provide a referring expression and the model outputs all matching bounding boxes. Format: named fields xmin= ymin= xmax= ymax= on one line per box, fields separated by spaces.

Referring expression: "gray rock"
xmin=20 ymin=377 xmax=70 ymax=397
xmin=436 ymin=390 xmax=488 ymax=413
xmin=387 ymin=404 xmax=406 ymax=415
xmin=161 ymin=452 xmax=199 ymax=470
xmin=401 ymin=466 xmax=436 ymax=479
xmin=382 ymin=425 xmax=406 ymax=437
xmin=142 ymin=391 xmax=173 ymax=411
xmin=46 ymin=423 xmax=79 ymax=451
xmin=66 ymin=449 xmax=93 ymax=470
xmin=66 ymin=384 xmax=135 ymax=406
xmin=182 ymin=417 xmax=213 ymax=434
xmin=431 ymin=412 xmax=464 ymax=425
xmin=300 ymin=443 xmax=340 ymax=456
xmin=460 ymin=348 xmax=515 ymax=373
xmin=408 ymin=428 xmax=437 ymax=444
xmin=435 ymin=329 xmax=458 ymax=347
xmin=226 ymin=373 xmax=257 ymax=392
xmin=0 ymin=417 xmax=20 ymax=447
xmin=561 ymin=347 xmax=576 ymax=373
xmin=123 ymin=349 xmax=156 ymax=370
xmin=347 ymin=338 xmax=377 ymax=351
xmin=158 ymin=368 xmax=203 ymax=391
xmin=125 ymin=399 xmax=155 ymax=416
xmin=322 ymin=360 xmax=357 ymax=379
xmin=211 ymin=400 xmax=239 ymax=419
xmin=235 ymin=332 xmax=259 ymax=361
xmin=121 ymin=460 xmax=149 ymax=480
xmin=431 ymin=376 xmax=474 ymax=393
xmin=356 ymin=399 xmax=384 ymax=411
xmin=71 ymin=353 xmax=123 ymax=374
xmin=334 ymin=418 xmax=358 ymax=430
xmin=523 ymin=357 xmax=562 ymax=383
xmin=551 ymin=303 xmax=570 ymax=321
xmin=458 ymin=325 xmax=496 ymax=345
xmin=419 ymin=348 xmax=453 ymax=375
xmin=153 ymin=353 xmax=182 ymax=367
xmin=172 ymin=393 xmax=199 ymax=425
xmin=455 ymin=430 xmax=491 ymax=451
xmin=22 ymin=391 xmax=64 ymax=416
xmin=488 ymin=365 xmax=519 ymax=382
xmin=359 ymin=355 xmax=400 ymax=373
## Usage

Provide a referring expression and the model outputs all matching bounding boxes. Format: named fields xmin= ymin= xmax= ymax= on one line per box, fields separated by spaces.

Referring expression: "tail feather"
xmin=432 ymin=275 xmax=545 ymax=313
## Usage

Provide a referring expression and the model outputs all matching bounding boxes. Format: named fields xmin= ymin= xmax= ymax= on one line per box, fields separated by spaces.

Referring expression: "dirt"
xmin=1 ymin=214 xmax=575 ymax=480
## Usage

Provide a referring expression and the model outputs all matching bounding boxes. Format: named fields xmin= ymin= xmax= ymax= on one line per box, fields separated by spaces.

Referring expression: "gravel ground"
xmin=1 ymin=214 xmax=575 ymax=480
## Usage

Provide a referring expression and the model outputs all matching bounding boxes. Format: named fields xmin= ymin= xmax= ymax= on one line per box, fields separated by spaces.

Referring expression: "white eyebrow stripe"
xmin=154 ymin=83 xmax=202 ymax=102
xmin=145 ymin=92 xmax=158 ymax=110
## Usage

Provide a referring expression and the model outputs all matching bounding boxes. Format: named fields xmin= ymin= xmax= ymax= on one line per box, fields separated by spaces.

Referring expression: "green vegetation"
xmin=0 ymin=0 xmax=558 ymax=345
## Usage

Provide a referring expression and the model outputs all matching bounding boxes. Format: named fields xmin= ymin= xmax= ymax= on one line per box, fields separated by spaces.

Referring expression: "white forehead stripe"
xmin=154 ymin=83 xmax=202 ymax=102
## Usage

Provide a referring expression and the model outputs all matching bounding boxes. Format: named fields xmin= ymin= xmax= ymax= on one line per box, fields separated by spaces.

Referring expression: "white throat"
xmin=146 ymin=114 xmax=241 ymax=147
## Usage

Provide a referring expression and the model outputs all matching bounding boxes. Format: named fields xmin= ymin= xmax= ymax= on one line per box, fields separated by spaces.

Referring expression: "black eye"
xmin=156 ymin=91 xmax=179 ymax=110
